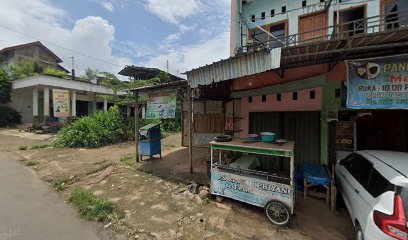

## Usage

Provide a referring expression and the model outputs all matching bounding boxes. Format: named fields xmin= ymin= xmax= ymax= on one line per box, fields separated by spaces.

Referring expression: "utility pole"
xmin=70 ymin=56 xmax=75 ymax=80
xmin=166 ymin=60 xmax=169 ymax=73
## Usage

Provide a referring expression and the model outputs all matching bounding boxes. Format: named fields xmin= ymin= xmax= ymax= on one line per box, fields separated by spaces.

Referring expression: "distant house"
xmin=1 ymin=41 xmax=124 ymax=125
xmin=0 ymin=41 xmax=68 ymax=73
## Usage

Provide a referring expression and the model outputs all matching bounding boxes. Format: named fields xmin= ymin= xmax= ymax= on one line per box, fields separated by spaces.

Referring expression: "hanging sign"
xmin=336 ymin=121 xmax=355 ymax=152
xmin=347 ymin=55 xmax=408 ymax=109
xmin=146 ymin=90 xmax=177 ymax=119
xmin=52 ymin=89 xmax=70 ymax=118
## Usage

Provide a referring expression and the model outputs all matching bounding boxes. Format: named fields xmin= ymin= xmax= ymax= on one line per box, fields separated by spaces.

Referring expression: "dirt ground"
xmin=0 ymin=128 xmax=355 ymax=240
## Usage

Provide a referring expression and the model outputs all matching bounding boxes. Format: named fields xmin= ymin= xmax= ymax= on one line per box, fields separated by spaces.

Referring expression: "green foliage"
xmin=120 ymin=154 xmax=136 ymax=167
xmin=19 ymin=146 xmax=28 ymax=150
xmin=25 ymin=160 xmax=38 ymax=166
xmin=9 ymin=59 xmax=42 ymax=79
xmin=69 ymin=187 xmax=121 ymax=222
xmin=0 ymin=68 xmax=11 ymax=104
xmin=82 ymin=67 xmax=98 ymax=82
xmin=42 ymin=67 xmax=66 ymax=78
xmin=100 ymin=72 xmax=125 ymax=93
xmin=0 ymin=106 xmax=21 ymax=127
xmin=53 ymin=179 xmax=68 ymax=191
xmin=55 ymin=106 xmax=127 ymax=148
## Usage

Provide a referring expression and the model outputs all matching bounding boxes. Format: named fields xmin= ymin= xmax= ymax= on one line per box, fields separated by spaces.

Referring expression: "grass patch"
xmin=25 ymin=160 xmax=38 ymax=166
xmin=69 ymin=187 xmax=122 ymax=222
xmin=120 ymin=154 xmax=135 ymax=167
xmin=53 ymin=179 xmax=68 ymax=191
xmin=31 ymin=144 xmax=50 ymax=149
xmin=19 ymin=146 xmax=28 ymax=150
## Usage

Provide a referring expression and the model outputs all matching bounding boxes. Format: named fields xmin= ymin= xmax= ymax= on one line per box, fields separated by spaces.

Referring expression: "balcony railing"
xmin=238 ymin=10 xmax=408 ymax=54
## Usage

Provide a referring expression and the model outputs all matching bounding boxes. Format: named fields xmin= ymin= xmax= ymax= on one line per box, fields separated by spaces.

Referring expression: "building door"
xmin=249 ymin=111 xmax=321 ymax=171
xmin=299 ymin=11 xmax=328 ymax=43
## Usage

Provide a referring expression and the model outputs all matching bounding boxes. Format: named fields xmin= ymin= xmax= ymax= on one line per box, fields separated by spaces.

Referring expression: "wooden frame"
xmin=380 ymin=0 xmax=404 ymax=32
xmin=298 ymin=10 xmax=328 ymax=43
xmin=248 ymin=19 xmax=289 ymax=47
xmin=336 ymin=4 xmax=368 ymax=37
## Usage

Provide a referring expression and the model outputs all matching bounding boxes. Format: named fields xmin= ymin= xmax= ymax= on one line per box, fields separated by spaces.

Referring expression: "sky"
xmin=0 ymin=0 xmax=231 ymax=79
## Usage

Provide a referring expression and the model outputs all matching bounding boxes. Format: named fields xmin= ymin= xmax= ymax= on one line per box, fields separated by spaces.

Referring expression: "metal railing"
xmin=239 ymin=10 xmax=408 ymax=54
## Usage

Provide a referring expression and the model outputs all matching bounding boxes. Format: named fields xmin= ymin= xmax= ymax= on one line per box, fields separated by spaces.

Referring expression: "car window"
xmin=367 ymin=168 xmax=394 ymax=198
xmin=344 ymin=154 xmax=373 ymax=189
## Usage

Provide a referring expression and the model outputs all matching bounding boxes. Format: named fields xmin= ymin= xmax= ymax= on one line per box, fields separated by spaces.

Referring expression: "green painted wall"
xmin=321 ymin=82 xmax=342 ymax=165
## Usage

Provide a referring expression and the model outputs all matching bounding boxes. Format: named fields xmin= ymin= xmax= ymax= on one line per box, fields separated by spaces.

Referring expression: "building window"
xmin=262 ymin=95 xmax=266 ymax=102
xmin=277 ymin=93 xmax=281 ymax=101
xmin=335 ymin=88 xmax=341 ymax=98
xmin=271 ymin=9 xmax=275 ymax=17
xmin=302 ymin=0 xmax=307 ymax=7
xmin=282 ymin=6 xmax=286 ymax=14
xmin=310 ymin=90 xmax=316 ymax=99
xmin=384 ymin=0 xmax=408 ymax=30
xmin=293 ymin=92 xmax=298 ymax=100
xmin=269 ymin=23 xmax=286 ymax=48
xmin=249 ymin=96 xmax=253 ymax=102
xmin=261 ymin=12 xmax=265 ymax=20
xmin=251 ymin=15 xmax=256 ymax=22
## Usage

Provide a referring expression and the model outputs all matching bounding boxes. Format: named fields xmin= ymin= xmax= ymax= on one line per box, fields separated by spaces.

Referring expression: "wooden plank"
xmin=187 ymin=86 xmax=193 ymax=173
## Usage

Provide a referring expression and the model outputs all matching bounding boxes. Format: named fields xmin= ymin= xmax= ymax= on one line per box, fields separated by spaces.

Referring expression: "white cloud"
xmin=144 ymin=31 xmax=230 ymax=76
xmin=0 ymin=0 xmax=131 ymax=77
xmin=101 ymin=0 xmax=115 ymax=12
xmin=144 ymin=0 xmax=201 ymax=24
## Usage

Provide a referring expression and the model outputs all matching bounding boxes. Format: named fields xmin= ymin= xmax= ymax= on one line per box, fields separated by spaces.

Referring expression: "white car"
xmin=335 ymin=150 xmax=408 ymax=240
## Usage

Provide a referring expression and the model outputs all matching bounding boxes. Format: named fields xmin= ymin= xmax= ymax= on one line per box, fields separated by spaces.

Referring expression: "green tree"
xmin=83 ymin=67 xmax=98 ymax=82
xmin=0 ymin=68 xmax=11 ymax=104
xmin=9 ymin=59 xmax=42 ymax=79
xmin=100 ymin=72 xmax=125 ymax=93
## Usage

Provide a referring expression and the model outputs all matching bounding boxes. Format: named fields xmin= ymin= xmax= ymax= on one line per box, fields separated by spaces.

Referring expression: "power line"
xmin=0 ymin=24 xmax=123 ymax=68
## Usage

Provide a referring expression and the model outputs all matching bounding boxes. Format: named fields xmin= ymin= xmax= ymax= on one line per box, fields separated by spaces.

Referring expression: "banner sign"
xmin=52 ymin=89 xmax=70 ymax=118
xmin=146 ymin=90 xmax=177 ymax=119
xmin=347 ymin=55 xmax=408 ymax=109
xmin=336 ymin=121 xmax=355 ymax=152
xmin=211 ymin=170 xmax=293 ymax=209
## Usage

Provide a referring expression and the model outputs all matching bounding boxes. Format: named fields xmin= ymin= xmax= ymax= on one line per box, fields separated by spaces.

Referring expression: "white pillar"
xmin=71 ymin=90 xmax=76 ymax=117
xmin=43 ymin=87 xmax=50 ymax=117
xmin=32 ymin=87 xmax=38 ymax=117
xmin=103 ymin=98 xmax=108 ymax=112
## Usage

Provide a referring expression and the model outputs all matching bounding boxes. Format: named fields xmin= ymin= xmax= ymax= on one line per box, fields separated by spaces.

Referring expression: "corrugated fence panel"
xmin=249 ymin=112 xmax=321 ymax=172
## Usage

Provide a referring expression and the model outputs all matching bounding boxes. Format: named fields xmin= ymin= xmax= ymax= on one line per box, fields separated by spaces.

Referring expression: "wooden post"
xmin=135 ymin=91 xmax=140 ymax=163
xmin=187 ymin=86 xmax=193 ymax=173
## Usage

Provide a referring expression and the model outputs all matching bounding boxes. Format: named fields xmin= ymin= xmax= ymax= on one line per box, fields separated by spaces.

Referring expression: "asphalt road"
xmin=0 ymin=151 xmax=105 ymax=240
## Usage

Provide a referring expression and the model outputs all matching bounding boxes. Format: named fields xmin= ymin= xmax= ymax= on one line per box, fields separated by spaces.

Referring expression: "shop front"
xmin=335 ymin=54 xmax=408 ymax=160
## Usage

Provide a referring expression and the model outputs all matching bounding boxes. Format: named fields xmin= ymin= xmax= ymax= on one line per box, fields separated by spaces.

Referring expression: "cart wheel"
xmin=264 ymin=200 xmax=290 ymax=226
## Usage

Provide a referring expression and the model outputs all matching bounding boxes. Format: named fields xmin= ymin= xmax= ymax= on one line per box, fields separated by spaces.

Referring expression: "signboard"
xmin=52 ymin=89 xmax=70 ymax=117
xmin=336 ymin=121 xmax=355 ymax=152
xmin=211 ymin=170 xmax=293 ymax=210
xmin=146 ymin=90 xmax=177 ymax=119
xmin=347 ymin=55 xmax=408 ymax=109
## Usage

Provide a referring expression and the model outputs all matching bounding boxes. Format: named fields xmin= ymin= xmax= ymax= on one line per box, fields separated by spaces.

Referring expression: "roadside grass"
xmin=31 ymin=144 xmax=50 ymax=149
xmin=53 ymin=179 xmax=68 ymax=192
xmin=19 ymin=144 xmax=50 ymax=150
xmin=25 ymin=160 xmax=39 ymax=166
xmin=69 ymin=187 xmax=123 ymax=222
xmin=120 ymin=154 xmax=136 ymax=167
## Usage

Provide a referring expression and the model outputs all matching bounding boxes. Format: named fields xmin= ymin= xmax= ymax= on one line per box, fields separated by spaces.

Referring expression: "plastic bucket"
xmin=260 ymin=132 xmax=276 ymax=142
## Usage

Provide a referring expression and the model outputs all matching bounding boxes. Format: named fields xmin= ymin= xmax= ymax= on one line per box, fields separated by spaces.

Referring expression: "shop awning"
xmin=185 ymin=48 xmax=281 ymax=88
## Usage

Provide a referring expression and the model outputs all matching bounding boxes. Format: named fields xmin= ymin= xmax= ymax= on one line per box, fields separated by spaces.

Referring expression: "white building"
xmin=1 ymin=41 xmax=124 ymax=125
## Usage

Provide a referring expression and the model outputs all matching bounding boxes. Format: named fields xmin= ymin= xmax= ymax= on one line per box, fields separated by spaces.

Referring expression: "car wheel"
xmin=264 ymin=200 xmax=290 ymax=226
xmin=356 ymin=224 xmax=364 ymax=240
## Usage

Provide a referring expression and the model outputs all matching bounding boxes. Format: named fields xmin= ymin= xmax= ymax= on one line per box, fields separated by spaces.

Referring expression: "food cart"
xmin=210 ymin=138 xmax=295 ymax=226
